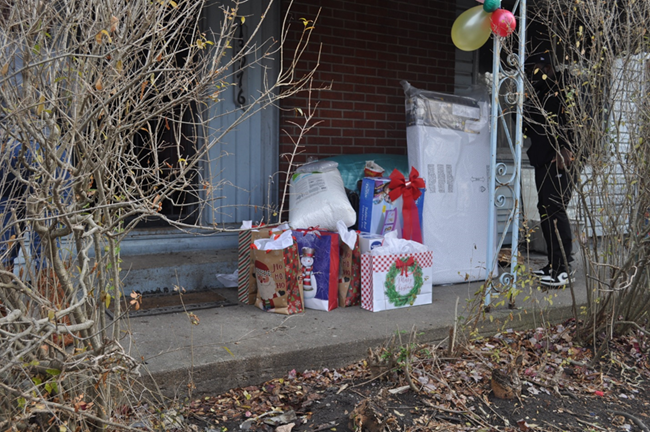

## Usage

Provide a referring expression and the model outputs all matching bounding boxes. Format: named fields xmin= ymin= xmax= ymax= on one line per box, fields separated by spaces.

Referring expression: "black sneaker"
xmin=540 ymin=268 xmax=576 ymax=287
xmin=532 ymin=264 xmax=552 ymax=278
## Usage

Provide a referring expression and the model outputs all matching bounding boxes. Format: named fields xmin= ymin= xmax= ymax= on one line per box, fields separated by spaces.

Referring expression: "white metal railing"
xmin=485 ymin=0 xmax=527 ymax=308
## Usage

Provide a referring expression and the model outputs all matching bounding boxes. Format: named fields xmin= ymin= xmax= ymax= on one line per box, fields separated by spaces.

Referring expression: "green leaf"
xmin=46 ymin=369 xmax=61 ymax=376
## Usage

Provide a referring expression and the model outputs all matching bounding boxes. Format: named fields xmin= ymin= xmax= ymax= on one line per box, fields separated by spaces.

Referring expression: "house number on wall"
xmin=234 ymin=21 xmax=247 ymax=108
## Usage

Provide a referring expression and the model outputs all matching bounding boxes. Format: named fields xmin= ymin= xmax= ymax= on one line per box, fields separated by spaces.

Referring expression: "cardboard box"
xmin=359 ymin=233 xmax=384 ymax=254
xmin=358 ymin=177 xmax=424 ymax=237
xmin=406 ymin=90 xmax=495 ymax=284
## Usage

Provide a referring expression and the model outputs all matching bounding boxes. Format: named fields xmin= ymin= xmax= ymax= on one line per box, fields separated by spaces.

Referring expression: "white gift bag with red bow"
xmin=360 ymin=233 xmax=433 ymax=312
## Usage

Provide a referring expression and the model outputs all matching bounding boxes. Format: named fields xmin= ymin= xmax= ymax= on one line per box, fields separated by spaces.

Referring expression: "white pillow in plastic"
xmin=289 ymin=163 xmax=356 ymax=230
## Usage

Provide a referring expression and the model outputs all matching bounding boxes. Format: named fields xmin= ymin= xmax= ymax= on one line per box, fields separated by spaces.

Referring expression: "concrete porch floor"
xmin=120 ymin=251 xmax=588 ymax=398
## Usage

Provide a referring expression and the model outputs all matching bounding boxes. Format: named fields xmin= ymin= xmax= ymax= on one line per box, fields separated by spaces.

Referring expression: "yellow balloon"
xmin=451 ymin=5 xmax=493 ymax=51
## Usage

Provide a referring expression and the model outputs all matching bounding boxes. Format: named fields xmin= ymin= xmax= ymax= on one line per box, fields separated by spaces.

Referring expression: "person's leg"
xmin=534 ymin=166 xmax=553 ymax=274
xmin=536 ymin=163 xmax=575 ymax=271
xmin=546 ymin=164 xmax=575 ymax=270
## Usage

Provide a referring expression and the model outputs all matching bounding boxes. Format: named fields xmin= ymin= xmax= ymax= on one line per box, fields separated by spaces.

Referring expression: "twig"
xmin=553 ymin=220 xmax=578 ymax=322
xmin=404 ymin=326 xmax=420 ymax=393
xmin=615 ymin=321 xmax=650 ymax=337
xmin=312 ymin=422 xmax=339 ymax=432
xmin=420 ymin=400 xmax=469 ymax=415
xmin=447 ymin=296 xmax=460 ymax=357
xmin=422 ymin=399 xmax=485 ymax=427
xmin=575 ymin=418 xmax=606 ymax=430
xmin=350 ymin=368 xmax=394 ymax=388
xmin=404 ymin=357 xmax=419 ymax=393
xmin=466 ymin=385 xmax=510 ymax=427
xmin=610 ymin=411 xmax=650 ymax=432
xmin=432 ymin=414 xmax=465 ymax=424
xmin=542 ymin=420 xmax=566 ymax=431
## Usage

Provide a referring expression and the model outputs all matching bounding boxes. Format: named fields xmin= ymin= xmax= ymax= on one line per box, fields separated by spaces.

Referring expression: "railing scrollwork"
xmin=485 ymin=0 xmax=527 ymax=308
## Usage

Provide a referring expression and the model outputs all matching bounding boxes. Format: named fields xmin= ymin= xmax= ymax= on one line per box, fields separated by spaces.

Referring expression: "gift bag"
xmin=252 ymin=231 xmax=304 ymax=315
xmin=293 ymin=229 xmax=340 ymax=311
xmin=361 ymin=250 xmax=433 ymax=312
xmin=337 ymin=221 xmax=361 ymax=307
xmin=237 ymin=222 xmax=287 ymax=304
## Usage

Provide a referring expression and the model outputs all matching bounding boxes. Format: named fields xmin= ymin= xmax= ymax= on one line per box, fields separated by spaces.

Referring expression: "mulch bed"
xmin=184 ymin=319 xmax=650 ymax=431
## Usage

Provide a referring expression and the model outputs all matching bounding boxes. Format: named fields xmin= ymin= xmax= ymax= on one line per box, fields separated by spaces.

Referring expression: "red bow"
xmin=388 ymin=168 xmax=425 ymax=243
xmin=396 ymin=257 xmax=415 ymax=277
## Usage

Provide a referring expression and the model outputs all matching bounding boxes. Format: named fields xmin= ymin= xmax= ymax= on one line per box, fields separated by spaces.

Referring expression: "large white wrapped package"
xmin=289 ymin=161 xmax=356 ymax=230
xmin=402 ymin=81 xmax=495 ymax=285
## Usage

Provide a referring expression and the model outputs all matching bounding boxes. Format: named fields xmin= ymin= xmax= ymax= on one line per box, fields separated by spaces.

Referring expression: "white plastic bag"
xmin=289 ymin=161 xmax=356 ymax=230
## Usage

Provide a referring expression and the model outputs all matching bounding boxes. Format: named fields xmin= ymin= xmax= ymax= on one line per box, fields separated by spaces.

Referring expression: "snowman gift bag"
xmin=360 ymin=231 xmax=433 ymax=312
xmin=292 ymin=228 xmax=340 ymax=311
xmin=251 ymin=230 xmax=304 ymax=315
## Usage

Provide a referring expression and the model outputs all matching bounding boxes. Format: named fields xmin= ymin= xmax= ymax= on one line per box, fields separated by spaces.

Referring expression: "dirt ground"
xmin=185 ymin=320 xmax=650 ymax=431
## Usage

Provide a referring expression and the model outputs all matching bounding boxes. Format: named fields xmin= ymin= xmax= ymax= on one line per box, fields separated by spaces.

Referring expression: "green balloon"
xmin=483 ymin=0 xmax=501 ymax=13
xmin=451 ymin=5 xmax=492 ymax=52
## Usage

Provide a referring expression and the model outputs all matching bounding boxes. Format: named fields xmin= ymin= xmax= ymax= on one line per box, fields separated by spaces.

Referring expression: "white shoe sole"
xmin=540 ymin=272 xmax=576 ymax=287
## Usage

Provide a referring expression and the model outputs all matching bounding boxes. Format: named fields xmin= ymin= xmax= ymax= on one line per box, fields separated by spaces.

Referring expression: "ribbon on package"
xmin=388 ymin=167 xmax=425 ymax=243
xmin=396 ymin=257 xmax=415 ymax=276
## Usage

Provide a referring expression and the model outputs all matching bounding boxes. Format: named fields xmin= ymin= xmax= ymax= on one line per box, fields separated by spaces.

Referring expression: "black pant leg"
xmin=535 ymin=163 xmax=575 ymax=270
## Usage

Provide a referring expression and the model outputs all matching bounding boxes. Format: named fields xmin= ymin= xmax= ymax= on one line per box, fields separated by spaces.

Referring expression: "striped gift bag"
xmin=237 ymin=229 xmax=254 ymax=304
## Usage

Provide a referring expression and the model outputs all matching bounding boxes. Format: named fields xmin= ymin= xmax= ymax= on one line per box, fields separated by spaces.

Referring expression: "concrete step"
xmin=124 ymin=253 xmax=587 ymax=398
xmin=129 ymin=282 xmax=585 ymax=398
xmin=120 ymin=249 xmax=238 ymax=295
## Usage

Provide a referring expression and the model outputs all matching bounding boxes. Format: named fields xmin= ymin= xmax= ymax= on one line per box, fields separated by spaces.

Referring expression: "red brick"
xmin=343 ymin=128 xmax=365 ymax=138
xmin=365 ymin=129 xmax=386 ymax=138
xmin=317 ymin=128 xmax=342 ymax=137
xmin=341 ymin=146 xmax=367 ymax=155
xmin=330 ymin=119 xmax=355 ymax=129
xmin=280 ymin=0 xmax=455 ymax=168
xmin=354 ymin=120 xmax=375 ymax=129
xmin=317 ymin=145 xmax=343 ymax=154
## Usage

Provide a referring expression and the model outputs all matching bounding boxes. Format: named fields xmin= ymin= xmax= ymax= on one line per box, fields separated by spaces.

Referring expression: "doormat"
xmin=106 ymin=289 xmax=237 ymax=318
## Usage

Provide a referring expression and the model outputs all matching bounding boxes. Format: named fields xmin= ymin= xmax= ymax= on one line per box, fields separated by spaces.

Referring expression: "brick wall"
xmin=279 ymin=0 xmax=457 ymax=171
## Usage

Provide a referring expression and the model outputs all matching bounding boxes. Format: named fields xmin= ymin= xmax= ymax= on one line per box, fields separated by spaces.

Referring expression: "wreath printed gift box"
xmin=360 ymin=251 xmax=433 ymax=312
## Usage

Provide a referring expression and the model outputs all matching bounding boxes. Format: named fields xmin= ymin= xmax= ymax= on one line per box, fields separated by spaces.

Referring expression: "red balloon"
xmin=490 ymin=9 xmax=517 ymax=37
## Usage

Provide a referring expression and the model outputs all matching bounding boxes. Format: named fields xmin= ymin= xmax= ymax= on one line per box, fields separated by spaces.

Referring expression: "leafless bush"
xmin=0 ymin=0 xmax=318 ymax=428
xmin=526 ymin=0 xmax=650 ymax=345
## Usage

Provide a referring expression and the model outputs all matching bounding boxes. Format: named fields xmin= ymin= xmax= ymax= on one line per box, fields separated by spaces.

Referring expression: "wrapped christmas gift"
xmin=387 ymin=168 xmax=425 ymax=243
xmin=337 ymin=220 xmax=361 ymax=307
xmin=361 ymin=232 xmax=433 ymax=312
xmin=358 ymin=172 xmax=424 ymax=239
xmin=252 ymin=230 xmax=304 ymax=315
xmin=292 ymin=228 xmax=340 ymax=311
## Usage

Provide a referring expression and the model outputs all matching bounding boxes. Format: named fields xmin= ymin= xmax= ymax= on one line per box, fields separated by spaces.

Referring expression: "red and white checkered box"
xmin=361 ymin=250 xmax=433 ymax=312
